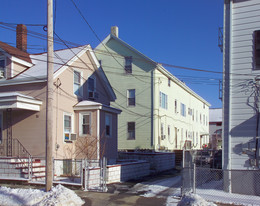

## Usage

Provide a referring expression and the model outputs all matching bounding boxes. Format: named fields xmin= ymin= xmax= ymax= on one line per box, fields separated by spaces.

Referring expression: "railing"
xmin=0 ymin=138 xmax=31 ymax=158
xmin=0 ymin=138 xmax=32 ymax=180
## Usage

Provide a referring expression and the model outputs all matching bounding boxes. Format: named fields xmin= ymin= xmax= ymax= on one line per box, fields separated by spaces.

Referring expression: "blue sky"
xmin=0 ymin=0 xmax=224 ymax=108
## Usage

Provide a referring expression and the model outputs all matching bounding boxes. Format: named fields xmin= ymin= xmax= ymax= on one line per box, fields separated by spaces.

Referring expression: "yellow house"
xmin=96 ymin=26 xmax=210 ymax=151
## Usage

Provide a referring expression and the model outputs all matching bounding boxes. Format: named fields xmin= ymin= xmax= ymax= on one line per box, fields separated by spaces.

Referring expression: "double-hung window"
xmin=105 ymin=113 xmax=112 ymax=137
xmin=125 ymin=56 xmax=132 ymax=74
xmin=73 ymin=70 xmax=81 ymax=96
xmin=160 ymin=92 xmax=168 ymax=109
xmin=64 ymin=114 xmax=72 ymax=141
xmin=80 ymin=113 xmax=91 ymax=136
xmin=180 ymin=103 xmax=186 ymax=117
xmin=127 ymin=122 xmax=135 ymax=140
xmin=127 ymin=89 xmax=135 ymax=106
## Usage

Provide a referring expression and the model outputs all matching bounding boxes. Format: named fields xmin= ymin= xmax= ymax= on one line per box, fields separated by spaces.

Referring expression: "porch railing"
xmin=0 ymin=138 xmax=33 ymax=180
xmin=0 ymin=138 xmax=31 ymax=158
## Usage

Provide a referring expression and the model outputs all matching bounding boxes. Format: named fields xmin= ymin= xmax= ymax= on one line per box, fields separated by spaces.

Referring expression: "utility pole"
xmin=46 ymin=0 xmax=53 ymax=192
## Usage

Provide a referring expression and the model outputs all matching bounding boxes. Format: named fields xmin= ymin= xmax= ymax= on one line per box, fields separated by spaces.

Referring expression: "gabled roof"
xmin=95 ymin=34 xmax=157 ymax=67
xmin=15 ymin=45 xmax=87 ymax=79
xmin=95 ymin=34 xmax=210 ymax=106
xmin=0 ymin=41 xmax=32 ymax=64
xmin=1 ymin=43 xmax=116 ymax=101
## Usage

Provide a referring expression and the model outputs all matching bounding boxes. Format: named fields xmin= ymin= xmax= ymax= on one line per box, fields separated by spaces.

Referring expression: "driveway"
xmin=75 ymin=169 xmax=181 ymax=206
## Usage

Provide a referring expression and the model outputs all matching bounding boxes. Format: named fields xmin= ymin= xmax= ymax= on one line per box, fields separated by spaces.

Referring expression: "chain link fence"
xmin=182 ymin=150 xmax=260 ymax=204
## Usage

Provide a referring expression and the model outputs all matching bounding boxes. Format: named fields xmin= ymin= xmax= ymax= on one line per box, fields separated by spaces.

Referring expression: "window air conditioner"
xmin=64 ymin=133 xmax=77 ymax=141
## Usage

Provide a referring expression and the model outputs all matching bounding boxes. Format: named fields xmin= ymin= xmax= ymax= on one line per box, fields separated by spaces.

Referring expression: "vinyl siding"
xmin=224 ymin=0 xmax=260 ymax=169
xmin=96 ymin=38 xmax=154 ymax=150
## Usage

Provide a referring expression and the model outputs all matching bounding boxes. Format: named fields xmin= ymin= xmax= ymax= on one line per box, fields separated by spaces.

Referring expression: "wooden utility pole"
xmin=46 ymin=0 xmax=54 ymax=192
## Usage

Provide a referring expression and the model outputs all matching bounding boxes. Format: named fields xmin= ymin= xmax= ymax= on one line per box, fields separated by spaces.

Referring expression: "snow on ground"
xmin=131 ymin=175 xmax=181 ymax=197
xmin=175 ymin=193 xmax=216 ymax=206
xmin=0 ymin=184 xmax=84 ymax=206
xmin=196 ymin=188 xmax=260 ymax=206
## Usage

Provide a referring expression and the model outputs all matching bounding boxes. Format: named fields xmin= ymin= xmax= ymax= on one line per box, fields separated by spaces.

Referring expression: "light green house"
xmin=95 ymin=26 xmax=210 ymax=151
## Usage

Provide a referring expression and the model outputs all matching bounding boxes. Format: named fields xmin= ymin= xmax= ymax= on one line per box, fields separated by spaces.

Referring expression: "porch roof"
xmin=0 ymin=92 xmax=42 ymax=111
xmin=73 ymin=100 xmax=121 ymax=114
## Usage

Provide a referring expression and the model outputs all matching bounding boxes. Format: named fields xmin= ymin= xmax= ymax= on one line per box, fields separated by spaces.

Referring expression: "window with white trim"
xmin=105 ymin=113 xmax=112 ymax=137
xmin=64 ymin=114 xmax=72 ymax=141
xmin=160 ymin=92 xmax=168 ymax=109
xmin=180 ymin=103 xmax=186 ymax=117
xmin=73 ymin=70 xmax=81 ymax=96
xmin=127 ymin=89 xmax=135 ymax=106
xmin=79 ymin=113 xmax=91 ymax=136
xmin=0 ymin=56 xmax=6 ymax=79
xmin=174 ymin=99 xmax=178 ymax=113
xmin=127 ymin=122 xmax=135 ymax=140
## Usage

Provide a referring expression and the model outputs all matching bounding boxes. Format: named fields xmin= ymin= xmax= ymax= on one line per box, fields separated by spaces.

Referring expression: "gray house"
xmin=223 ymin=0 xmax=260 ymax=195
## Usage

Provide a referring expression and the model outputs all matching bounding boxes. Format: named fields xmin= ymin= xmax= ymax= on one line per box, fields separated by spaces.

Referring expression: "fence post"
xmin=80 ymin=159 xmax=83 ymax=187
xmin=28 ymin=155 xmax=31 ymax=180
xmin=193 ymin=162 xmax=196 ymax=194
xmin=52 ymin=158 xmax=55 ymax=181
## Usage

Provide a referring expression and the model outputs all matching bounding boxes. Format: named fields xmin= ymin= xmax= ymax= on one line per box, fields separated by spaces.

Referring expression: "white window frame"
xmin=180 ymin=103 xmax=186 ymax=117
xmin=79 ymin=112 xmax=91 ymax=136
xmin=0 ymin=56 xmax=6 ymax=78
xmin=127 ymin=89 xmax=136 ymax=107
xmin=160 ymin=91 xmax=168 ymax=110
xmin=73 ymin=69 xmax=82 ymax=97
xmin=105 ymin=113 xmax=112 ymax=138
xmin=63 ymin=113 xmax=74 ymax=142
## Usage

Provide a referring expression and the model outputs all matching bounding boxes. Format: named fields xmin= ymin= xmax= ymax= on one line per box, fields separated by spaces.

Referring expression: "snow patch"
xmin=0 ymin=184 xmax=84 ymax=206
xmin=177 ymin=193 xmax=216 ymax=206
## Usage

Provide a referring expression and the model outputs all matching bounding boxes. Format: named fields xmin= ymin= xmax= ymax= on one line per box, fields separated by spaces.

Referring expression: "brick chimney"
xmin=111 ymin=26 xmax=119 ymax=38
xmin=16 ymin=24 xmax=27 ymax=52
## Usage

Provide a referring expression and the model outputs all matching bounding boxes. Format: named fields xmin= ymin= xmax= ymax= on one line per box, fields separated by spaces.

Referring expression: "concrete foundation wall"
xmin=118 ymin=152 xmax=175 ymax=172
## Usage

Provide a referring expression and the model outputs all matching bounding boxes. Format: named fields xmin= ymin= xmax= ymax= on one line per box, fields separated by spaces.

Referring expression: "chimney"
xmin=111 ymin=26 xmax=119 ymax=38
xmin=16 ymin=24 xmax=27 ymax=52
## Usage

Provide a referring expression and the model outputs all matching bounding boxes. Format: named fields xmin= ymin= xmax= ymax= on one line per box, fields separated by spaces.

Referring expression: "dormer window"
xmin=125 ymin=56 xmax=132 ymax=74
xmin=0 ymin=56 xmax=5 ymax=79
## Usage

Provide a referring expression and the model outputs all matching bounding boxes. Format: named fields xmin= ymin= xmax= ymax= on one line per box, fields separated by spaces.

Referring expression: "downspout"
xmin=254 ymin=76 xmax=260 ymax=168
